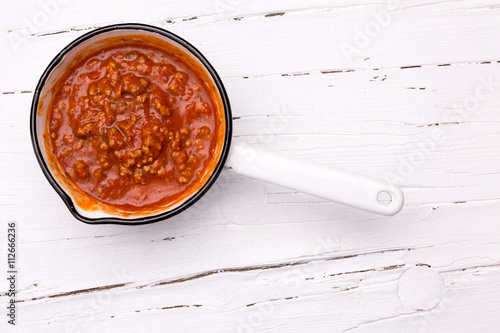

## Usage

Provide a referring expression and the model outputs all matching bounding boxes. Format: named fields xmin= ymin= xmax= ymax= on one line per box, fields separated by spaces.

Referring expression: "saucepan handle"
xmin=225 ymin=142 xmax=404 ymax=216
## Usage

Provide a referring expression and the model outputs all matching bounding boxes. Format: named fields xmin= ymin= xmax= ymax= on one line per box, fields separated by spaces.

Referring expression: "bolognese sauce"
xmin=47 ymin=43 xmax=220 ymax=210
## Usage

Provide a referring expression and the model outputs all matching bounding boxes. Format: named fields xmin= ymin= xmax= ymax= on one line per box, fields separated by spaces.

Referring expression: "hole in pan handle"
xmin=225 ymin=142 xmax=404 ymax=216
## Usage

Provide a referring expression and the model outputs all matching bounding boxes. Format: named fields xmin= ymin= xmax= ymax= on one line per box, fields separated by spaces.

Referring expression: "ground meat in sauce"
xmin=48 ymin=44 xmax=219 ymax=209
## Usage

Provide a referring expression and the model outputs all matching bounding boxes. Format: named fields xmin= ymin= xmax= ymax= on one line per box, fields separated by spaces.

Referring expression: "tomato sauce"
xmin=47 ymin=43 xmax=220 ymax=210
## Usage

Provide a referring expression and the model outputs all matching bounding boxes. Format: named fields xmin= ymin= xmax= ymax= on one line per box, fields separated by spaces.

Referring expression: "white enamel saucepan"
xmin=30 ymin=23 xmax=404 ymax=225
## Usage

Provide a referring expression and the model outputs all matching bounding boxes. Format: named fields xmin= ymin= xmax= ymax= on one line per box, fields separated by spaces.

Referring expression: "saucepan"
xmin=30 ymin=23 xmax=404 ymax=225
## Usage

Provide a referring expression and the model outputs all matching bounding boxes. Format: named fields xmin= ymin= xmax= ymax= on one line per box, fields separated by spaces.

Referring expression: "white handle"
xmin=225 ymin=142 xmax=404 ymax=216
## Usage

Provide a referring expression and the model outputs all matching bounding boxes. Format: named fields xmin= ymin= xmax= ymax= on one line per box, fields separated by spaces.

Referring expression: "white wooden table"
xmin=1 ymin=1 xmax=500 ymax=332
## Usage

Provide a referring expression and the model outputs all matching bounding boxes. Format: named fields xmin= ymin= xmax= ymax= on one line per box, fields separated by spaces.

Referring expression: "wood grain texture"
xmin=0 ymin=0 xmax=499 ymax=332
